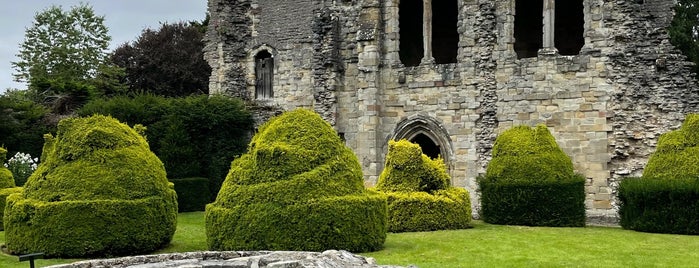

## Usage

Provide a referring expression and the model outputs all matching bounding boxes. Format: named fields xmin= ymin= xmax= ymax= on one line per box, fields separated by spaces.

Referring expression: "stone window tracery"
xmin=399 ymin=0 xmax=458 ymax=66
xmin=514 ymin=0 xmax=584 ymax=59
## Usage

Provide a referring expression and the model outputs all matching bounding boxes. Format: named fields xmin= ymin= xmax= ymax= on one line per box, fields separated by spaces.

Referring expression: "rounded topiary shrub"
xmin=206 ymin=109 xmax=386 ymax=252
xmin=479 ymin=125 xmax=585 ymax=227
xmin=0 ymin=187 xmax=22 ymax=231
xmin=376 ymin=139 xmax=471 ymax=232
xmin=619 ymin=114 xmax=699 ymax=234
xmin=0 ymin=147 xmax=15 ymax=189
xmin=4 ymin=115 xmax=178 ymax=258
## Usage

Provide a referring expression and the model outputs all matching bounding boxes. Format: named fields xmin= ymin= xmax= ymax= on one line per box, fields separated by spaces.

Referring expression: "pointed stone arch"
xmin=389 ymin=114 xmax=454 ymax=170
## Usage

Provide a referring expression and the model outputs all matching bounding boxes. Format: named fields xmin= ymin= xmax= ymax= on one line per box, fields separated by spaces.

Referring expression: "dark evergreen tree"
xmin=669 ymin=0 xmax=699 ymax=76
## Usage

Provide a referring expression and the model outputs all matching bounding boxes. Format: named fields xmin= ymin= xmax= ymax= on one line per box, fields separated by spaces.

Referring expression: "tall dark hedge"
xmin=4 ymin=115 xmax=177 ymax=257
xmin=376 ymin=139 xmax=471 ymax=232
xmin=0 ymin=91 xmax=55 ymax=162
xmin=619 ymin=114 xmax=699 ymax=234
xmin=206 ymin=109 xmax=387 ymax=252
xmin=78 ymin=94 xmax=252 ymax=198
xmin=479 ymin=125 xmax=586 ymax=227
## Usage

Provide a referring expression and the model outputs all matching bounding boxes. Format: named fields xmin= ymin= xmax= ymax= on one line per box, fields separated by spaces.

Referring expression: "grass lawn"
xmin=1 ymin=212 xmax=698 ymax=267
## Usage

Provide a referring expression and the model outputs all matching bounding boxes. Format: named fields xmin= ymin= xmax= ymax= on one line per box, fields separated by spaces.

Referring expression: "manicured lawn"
xmin=2 ymin=212 xmax=699 ymax=267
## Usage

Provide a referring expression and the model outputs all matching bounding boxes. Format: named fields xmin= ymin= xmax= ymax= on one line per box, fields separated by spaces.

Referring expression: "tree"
xmin=11 ymin=3 xmax=123 ymax=113
xmin=669 ymin=0 xmax=699 ymax=76
xmin=111 ymin=20 xmax=211 ymax=97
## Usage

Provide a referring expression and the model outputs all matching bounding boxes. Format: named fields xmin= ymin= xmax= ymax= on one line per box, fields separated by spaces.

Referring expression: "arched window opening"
xmin=399 ymin=0 xmax=424 ymax=67
xmin=255 ymin=50 xmax=273 ymax=99
xmin=411 ymin=133 xmax=441 ymax=159
xmin=514 ymin=0 xmax=543 ymax=59
xmin=432 ymin=0 xmax=458 ymax=64
xmin=555 ymin=0 xmax=584 ymax=55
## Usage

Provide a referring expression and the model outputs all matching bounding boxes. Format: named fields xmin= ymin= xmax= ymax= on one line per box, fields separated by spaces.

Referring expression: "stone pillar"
xmin=543 ymin=0 xmax=555 ymax=49
xmin=421 ymin=0 xmax=435 ymax=64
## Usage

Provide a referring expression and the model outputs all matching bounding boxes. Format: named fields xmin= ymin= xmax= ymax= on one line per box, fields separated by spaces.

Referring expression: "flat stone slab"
xmin=44 ymin=250 xmax=409 ymax=268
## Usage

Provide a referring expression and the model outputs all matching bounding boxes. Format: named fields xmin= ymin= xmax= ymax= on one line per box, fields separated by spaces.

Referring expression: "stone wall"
xmin=45 ymin=250 xmax=406 ymax=268
xmin=205 ymin=0 xmax=699 ymax=223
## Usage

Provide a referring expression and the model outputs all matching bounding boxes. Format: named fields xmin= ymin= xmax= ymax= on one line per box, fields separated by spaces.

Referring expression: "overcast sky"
xmin=0 ymin=0 xmax=208 ymax=94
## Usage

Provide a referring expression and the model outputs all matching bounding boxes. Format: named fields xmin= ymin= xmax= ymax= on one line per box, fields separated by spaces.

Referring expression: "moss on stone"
xmin=644 ymin=114 xmax=699 ymax=179
xmin=4 ymin=115 xmax=177 ymax=258
xmin=206 ymin=109 xmax=386 ymax=252
xmin=375 ymin=139 xmax=470 ymax=232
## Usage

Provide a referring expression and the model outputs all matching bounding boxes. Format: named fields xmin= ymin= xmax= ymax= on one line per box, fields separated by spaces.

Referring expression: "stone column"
xmin=541 ymin=0 xmax=557 ymax=55
xmin=421 ymin=0 xmax=435 ymax=64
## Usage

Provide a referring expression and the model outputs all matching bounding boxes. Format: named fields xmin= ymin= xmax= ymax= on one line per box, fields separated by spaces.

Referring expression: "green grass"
xmin=1 ymin=213 xmax=699 ymax=267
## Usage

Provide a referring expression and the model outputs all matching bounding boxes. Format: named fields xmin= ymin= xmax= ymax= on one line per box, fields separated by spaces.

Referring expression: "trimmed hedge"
xmin=206 ymin=109 xmax=386 ymax=252
xmin=172 ymin=177 xmax=210 ymax=212
xmin=619 ymin=114 xmax=699 ymax=234
xmin=4 ymin=115 xmax=178 ymax=257
xmin=0 ymin=147 xmax=15 ymax=189
xmin=479 ymin=175 xmax=586 ymax=226
xmin=376 ymin=140 xmax=471 ymax=232
xmin=0 ymin=187 xmax=22 ymax=231
xmin=479 ymin=125 xmax=586 ymax=227
xmin=385 ymin=188 xmax=471 ymax=232
xmin=619 ymin=177 xmax=699 ymax=234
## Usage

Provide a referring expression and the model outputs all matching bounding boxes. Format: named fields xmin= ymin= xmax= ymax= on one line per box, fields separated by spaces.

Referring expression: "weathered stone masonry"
xmin=205 ymin=0 xmax=699 ymax=223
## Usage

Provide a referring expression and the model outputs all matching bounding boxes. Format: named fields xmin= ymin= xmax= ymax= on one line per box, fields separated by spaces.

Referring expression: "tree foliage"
xmin=111 ymin=20 xmax=211 ymax=96
xmin=669 ymin=0 xmax=699 ymax=76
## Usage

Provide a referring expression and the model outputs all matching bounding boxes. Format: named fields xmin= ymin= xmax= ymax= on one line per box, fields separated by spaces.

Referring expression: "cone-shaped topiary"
xmin=4 ymin=115 xmax=178 ymax=258
xmin=479 ymin=125 xmax=585 ymax=227
xmin=206 ymin=109 xmax=386 ymax=252
xmin=376 ymin=139 xmax=471 ymax=232
xmin=619 ymin=114 xmax=699 ymax=234
xmin=0 ymin=147 xmax=15 ymax=189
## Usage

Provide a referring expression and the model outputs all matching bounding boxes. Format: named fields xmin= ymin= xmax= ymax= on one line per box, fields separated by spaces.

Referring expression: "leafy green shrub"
xmin=619 ymin=114 xmax=699 ymax=234
xmin=4 ymin=151 xmax=37 ymax=186
xmin=206 ymin=109 xmax=386 ymax=252
xmin=4 ymin=115 xmax=178 ymax=257
xmin=79 ymin=94 xmax=253 ymax=199
xmin=0 ymin=90 xmax=55 ymax=161
xmin=0 ymin=187 xmax=23 ymax=231
xmin=0 ymin=148 xmax=16 ymax=188
xmin=376 ymin=139 xmax=470 ymax=232
xmin=172 ymin=177 xmax=210 ymax=212
xmin=479 ymin=125 xmax=585 ymax=227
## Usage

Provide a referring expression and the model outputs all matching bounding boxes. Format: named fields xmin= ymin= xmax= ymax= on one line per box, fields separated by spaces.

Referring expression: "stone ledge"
xmin=44 ymin=250 xmax=409 ymax=268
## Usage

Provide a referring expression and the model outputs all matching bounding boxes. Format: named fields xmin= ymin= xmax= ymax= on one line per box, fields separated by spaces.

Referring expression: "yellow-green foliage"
xmin=206 ymin=109 xmax=386 ymax=252
xmin=0 ymin=147 xmax=15 ymax=189
xmin=486 ymin=125 xmax=574 ymax=182
xmin=644 ymin=114 xmax=699 ymax=179
xmin=376 ymin=140 xmax=450 ymax=193
xmin=0 ymin=187 xmax=22 ymax=231
xmin=4 ymin=115 xmax=178 ymax=257
xmin=376 ymin=139 xmax=470 ymax=232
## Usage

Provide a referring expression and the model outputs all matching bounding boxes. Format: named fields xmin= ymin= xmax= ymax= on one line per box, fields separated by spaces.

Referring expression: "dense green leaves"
xmin=669 ymin=0 xmax=699 ymax=76
xmin=643 ymin=114 xmax=699 ymax=179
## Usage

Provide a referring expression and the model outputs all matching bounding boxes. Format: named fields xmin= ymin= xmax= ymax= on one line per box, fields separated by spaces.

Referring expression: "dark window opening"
xmin=432 ymin=0 xmax=459 ymax=64
xmin=514 ymin=0 xmax=543 ymax=59
xmin=255 ymin=50 xmax=273 ymax=99
xmin=411 ymin=133 xmax=441 ymax=159
xmin=399 ymin=0 xmax=424 ymax=67
xmin=555 ymin=0 xmax=584 ymax=55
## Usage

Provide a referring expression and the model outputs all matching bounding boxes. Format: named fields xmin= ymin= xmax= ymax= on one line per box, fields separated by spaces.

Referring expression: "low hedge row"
xmin=4 ymin=195 xmax=177 ymax=257
xmin=479 ymin=175 xmax=586 ymax=227
xmin=619 ymin=177 xmax=699 ymax=235
xmin=172 ymin=177 xmax=210 ymax=212
xmin=206 ymin=193 xmax=387 ymax=252
xmin=0 ymin=187 xmax=22 ymax=230
xmin=385 ymin=188 xmax=471 ymax=232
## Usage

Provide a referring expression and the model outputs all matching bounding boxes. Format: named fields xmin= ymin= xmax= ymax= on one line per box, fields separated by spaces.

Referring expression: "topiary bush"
xmin=4 ymin=115 xmax=178 ymax=258
xmin=206 ymin=109 xmax=386 ymax=252
xmin=478 ymin=125 xmax=586 ymax=227
xmin=172 ymin=177 xmax=210 ymax=212
xmin=0 ymin=187 xmax=22 ymax=231
xmin=375 ymin=139 xmax=471 ymax=232
xmin=619 ymin=114 xmax=699 ymax=234
xmin=0 ymin=147 xmax=16 ymax=189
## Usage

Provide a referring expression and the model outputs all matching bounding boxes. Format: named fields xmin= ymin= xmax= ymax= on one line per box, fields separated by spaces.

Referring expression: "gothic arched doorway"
xmin=411 ymin=133 xmax=441 ymax=159
xmin=389 ymin=114 xmax=453 ymax=168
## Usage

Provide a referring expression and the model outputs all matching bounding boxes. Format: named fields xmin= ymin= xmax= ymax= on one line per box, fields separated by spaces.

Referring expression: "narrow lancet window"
xmin=255 ymin=50 xmax=273 ymax=99
xmin=514 ymin=0 xmax=544 ymax=59
xmin=432 ymin=0 xmax=458 ymax=64
xmin=399 ymin=0 xmax=424 ymax=67
xmin=555 ymin=0 xmax=584 ymax=55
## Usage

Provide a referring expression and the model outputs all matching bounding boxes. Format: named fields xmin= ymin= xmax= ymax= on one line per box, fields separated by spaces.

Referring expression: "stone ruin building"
xmin=204 ymin=0 xmax=699 ymax=224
